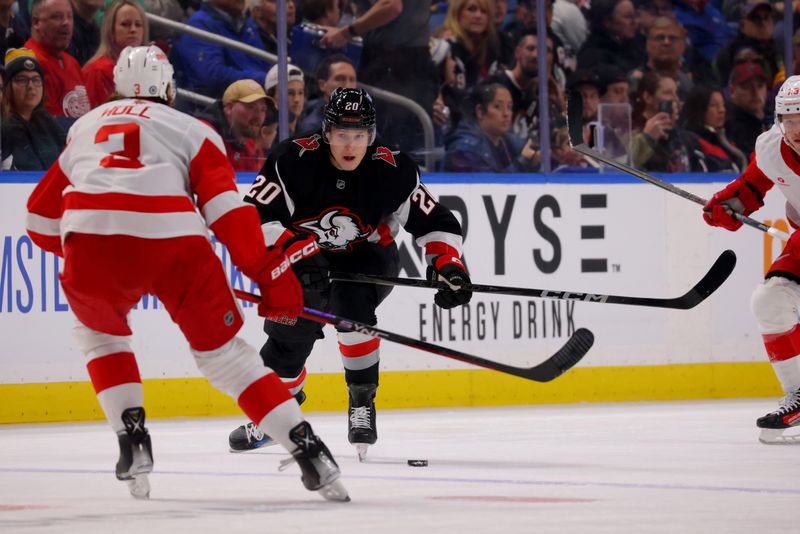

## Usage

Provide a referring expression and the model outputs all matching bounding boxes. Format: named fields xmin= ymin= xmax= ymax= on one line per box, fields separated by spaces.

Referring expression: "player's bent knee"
xmin=751 ymin=277 xmax=800 ymax=332
xmin=73 ymin=324 xmax=133 ymax=359
xmin=192 ymin=337 xmax=277 ymax=399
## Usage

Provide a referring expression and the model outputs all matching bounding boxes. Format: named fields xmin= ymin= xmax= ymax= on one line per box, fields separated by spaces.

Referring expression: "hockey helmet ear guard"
xmin=322 ymin=87 xmax=377 ymax=145
xmin=114 ymin=45 xmax=175 ymax=101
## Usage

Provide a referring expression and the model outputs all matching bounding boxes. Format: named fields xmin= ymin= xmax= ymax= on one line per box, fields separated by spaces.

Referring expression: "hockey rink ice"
xmin=1 ymin=399 xmax=798 ymax=533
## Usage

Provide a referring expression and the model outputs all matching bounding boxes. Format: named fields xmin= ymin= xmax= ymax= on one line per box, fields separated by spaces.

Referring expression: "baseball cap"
xmin=222 ymin=79 xmax=273 ymax=105
xmin=264 ymin=63 xmax=305 ymax=92
xmin=3 ymin=48 xmax=44 ymax=83
xmin=729 ymin=61 xmax=767 ymax=86
xmin=740 ymin=1 xmax=771 ymax=18
xmin=567 ymin=68 xmax=601 ymax=92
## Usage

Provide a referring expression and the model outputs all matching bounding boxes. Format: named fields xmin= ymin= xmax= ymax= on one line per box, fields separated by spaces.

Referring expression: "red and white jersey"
xmin=752 ymin=125 xmax=800 ymax=225
xmin=27 ymin=98 xmax=268 ymax=272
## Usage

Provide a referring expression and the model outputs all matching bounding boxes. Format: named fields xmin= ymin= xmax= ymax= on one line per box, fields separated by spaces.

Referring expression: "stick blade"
xmin=525 ymin=328 xmax=594 ymax=382
xmin=566 ymin=90 xmax=586 ymax=148
xmin=674 ymin=249 xmax=737 ymax=309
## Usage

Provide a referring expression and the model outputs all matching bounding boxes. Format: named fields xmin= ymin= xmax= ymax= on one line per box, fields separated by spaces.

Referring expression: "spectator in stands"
xmin=682 ymin=84 xmax=746 ymax=172
xmin=25 ymin=0 xmax=91 ymax=121
xmin=174 ymin=0 xmax=268 ymax=98
xmin=597 ymin=63 xmax=630 ymax=105
xmin=441 ymin=0 xmax=501 ymax=92
xmin=256 ymin=103 xmax=278 ymax=156
xmin=673 ymin=0 xmax=733 ymax=64
xmin=198 ymin=78 xmax=273 ymax=171
xmin=630 ymin=70 xmax=692 ymax=172
xmin=67 ymin=0 xmax=101 ymax=65
xmin=444 ymin=81 xmax=539 ymax=172
xmin=568 ymin=67 xmax=601 ymax=124
xmin=318 ymin=0 xmax=439 ymax=155
xmin=83 ymin=0 xmax=147 ymax=106
xmin=552 ymin=0 xmax=588 ymax=55
xmin=715 ymin=1 xmax=782 ymax=89
xmin=297 ymin=53 xmax=356 ymax=133
xmin=299 ymin=0 xmax=339 ymax=27
xmin=264 ymin=62 xmax=305 ymax=139
xmin=725 ymin=61 xmax=769 ymax=158
xmin=577 ymin=0 xmax=645 ymax=75
xmin=1 ymin=48 xmax=65 ymax=170
xmin=248 ymin=0 xmax=295 ymax=55
xmin=0 ymin=0 xmax=27 ymax=60
xmin=629 ymin=15 xmax=693 ymax=98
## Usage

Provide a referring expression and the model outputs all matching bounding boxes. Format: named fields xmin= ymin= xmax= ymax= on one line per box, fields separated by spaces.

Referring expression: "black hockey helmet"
xmin=322 ymin=87 xmax=376 ymax=144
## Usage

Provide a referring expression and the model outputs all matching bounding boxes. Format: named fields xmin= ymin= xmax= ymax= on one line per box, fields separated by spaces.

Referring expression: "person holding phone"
xmin=630 ymin=70 xmax=691 ymax=172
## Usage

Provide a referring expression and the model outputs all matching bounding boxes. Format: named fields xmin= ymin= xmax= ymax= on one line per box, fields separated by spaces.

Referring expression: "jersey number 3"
xmin=95 ymin=123 xmax=145 ymax=169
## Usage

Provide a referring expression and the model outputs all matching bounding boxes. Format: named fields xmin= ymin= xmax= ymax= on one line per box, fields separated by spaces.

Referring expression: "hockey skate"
xmin=757 ymin=388 xmax=800 ymax=444
xmin=279 ymin=421 xmax=350 ymax=502
xmin=347 ymin=383 xmax=377 ymax=462
xmin=115 ymin=407 xmax=154 ymax=499
xmin=229 ymin=391 xmax=305 ymax=452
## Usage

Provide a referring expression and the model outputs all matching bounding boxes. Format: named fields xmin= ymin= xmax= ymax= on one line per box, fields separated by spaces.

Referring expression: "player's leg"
xmin=228 ymin=287 xmax=327 ymax=451
xmin=751 ymin=273 xmax=800 ymax=444
xmin=61 ymin=234 xmax=154 ymax=498
xmin=158 ymin=237 xmax=347 ymax=500
xmin=329 ymin=243 xmax=399 ymax=460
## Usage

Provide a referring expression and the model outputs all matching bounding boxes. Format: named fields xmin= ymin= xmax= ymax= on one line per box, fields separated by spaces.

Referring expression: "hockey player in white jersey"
xmin=703 ymin=74 xmax=800 ymax=444
xmin=25 ymin=46 xmax=349 ymax=500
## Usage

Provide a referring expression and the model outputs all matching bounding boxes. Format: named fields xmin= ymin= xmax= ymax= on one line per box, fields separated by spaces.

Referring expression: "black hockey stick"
xmin=327 ymin=249 xmax=736 ymax=310
xmin=233 ymin=288 xmax=593 ymax=382
xmin=565 ymin=91 xmax=791 ymax=242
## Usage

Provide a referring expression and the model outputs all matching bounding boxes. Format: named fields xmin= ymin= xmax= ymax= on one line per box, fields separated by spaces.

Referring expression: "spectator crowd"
xmin=1 ymin=0 xmax=798 ymax=172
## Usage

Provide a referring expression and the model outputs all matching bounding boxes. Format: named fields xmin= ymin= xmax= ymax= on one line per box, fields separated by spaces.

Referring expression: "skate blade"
xmin=759 ymin=428 xmax=800 ymax=445
xmin=229 ymin=439 xmax=277 ymax=453
xmin=355 ymin=443 xmax=369 ymax=462
xmin=126 ymin=473 xmax=150 ymax=499
xmin=317 ymin=479 xmax=350 ymax=502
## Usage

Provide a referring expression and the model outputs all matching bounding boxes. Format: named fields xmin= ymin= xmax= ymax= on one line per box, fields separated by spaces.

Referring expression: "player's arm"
xmin=703 ymin=156 xmax=774 ymax=231
xmin=396 ymin=171 xmax=471 ymax=309
xmin=188 ymin=128 xmax=302 ymax=320
xmin=26 ymin=159 xmax=71 ymax=256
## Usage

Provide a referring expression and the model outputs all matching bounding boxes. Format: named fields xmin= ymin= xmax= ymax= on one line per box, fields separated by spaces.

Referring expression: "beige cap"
xmin=222 ymin=79 xmax=274 ymax=105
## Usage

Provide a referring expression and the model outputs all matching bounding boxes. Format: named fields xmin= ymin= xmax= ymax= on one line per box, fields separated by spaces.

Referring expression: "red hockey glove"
xmin=281 ymin=234 xmax=329 ymax=292
xmin=702 ymin=178 xmax=763 ymax=232
xmin=426 ymin=255 xmax=472 ymax=309
xmin=247 ymin=248 xmax=304 ymax=325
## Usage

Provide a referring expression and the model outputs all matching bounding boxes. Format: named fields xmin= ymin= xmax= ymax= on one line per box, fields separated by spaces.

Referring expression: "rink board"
xmin=0 ymin=172 xmax=786 ymax=423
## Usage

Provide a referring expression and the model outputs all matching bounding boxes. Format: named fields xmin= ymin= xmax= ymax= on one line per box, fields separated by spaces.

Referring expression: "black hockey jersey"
xmin=244 ymin=131 xmax=463 ymax=261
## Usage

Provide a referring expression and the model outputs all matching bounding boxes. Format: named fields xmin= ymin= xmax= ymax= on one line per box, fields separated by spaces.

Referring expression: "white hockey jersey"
xmin=753 ymin=125 xmax=800 ymax=227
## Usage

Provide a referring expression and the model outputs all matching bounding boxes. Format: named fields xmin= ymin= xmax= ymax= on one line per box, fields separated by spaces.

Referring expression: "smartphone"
xmin=658 ymin=100 xmax=673 ymax=115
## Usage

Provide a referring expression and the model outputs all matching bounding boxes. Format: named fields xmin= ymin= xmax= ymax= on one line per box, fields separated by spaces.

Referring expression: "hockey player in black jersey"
xmin=229 ymin=88 xmax=472 ymax=460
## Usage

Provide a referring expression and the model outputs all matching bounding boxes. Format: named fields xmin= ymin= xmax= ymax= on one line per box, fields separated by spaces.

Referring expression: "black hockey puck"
xmin=407 ymin=459 xmax=428 ymax=467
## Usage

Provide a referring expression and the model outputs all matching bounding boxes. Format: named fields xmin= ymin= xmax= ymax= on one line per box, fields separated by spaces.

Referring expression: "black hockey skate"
xmin=757 ymin=388 xmax=800 ymax=444
xmin=279 ymin=421 xmax=349 ymax=502
xmin=229 ymin=391 xmax=305 ymax=452
xmin=116 ymin=407 xmax=154 ymax=499
xmin=347 ymin=383 xmax=377 ymax=462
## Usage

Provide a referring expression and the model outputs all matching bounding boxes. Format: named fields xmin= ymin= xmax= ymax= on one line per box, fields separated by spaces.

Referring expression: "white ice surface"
xmin=1 ymin=400 xmax=799 ymax=534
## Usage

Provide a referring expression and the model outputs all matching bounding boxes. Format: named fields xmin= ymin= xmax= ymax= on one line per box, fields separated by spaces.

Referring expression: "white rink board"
xmin=0 ymin=180 xmax=784 ymax=384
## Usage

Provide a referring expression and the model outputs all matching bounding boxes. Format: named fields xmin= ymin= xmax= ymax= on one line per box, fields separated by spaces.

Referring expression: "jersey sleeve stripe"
xmin=201 ymin=190 xmax=247 ymax=227
xmin=26 ymin=213 xmax=61 ymax=237
xmin=63 ymin=191 xmax=196 ymax=213
xmin=417 ymin=231 xmax=463 ymax=254
xmin=261 ymin=221 xmax=290 ymax=246
xmin=188 ymin=138 xmax=239 ymax=210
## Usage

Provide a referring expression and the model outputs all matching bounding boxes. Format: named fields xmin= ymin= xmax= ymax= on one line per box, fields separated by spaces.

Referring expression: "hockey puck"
xmin=407 ymin=459 xmax=428 ymax=467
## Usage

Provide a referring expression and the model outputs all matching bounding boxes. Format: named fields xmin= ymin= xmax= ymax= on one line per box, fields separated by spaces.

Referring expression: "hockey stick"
xmin=233 ymin=288 xmax=594 ymax=382
xmin=565 ymin=91 xmax=791 ymax=242
xmin=327 ymin=249 xmax=736 ymax=310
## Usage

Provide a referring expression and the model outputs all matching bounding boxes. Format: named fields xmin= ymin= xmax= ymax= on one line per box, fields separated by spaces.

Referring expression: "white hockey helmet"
xmin=114 ymin=45 xmax=174 ymax=100
xmin=775 ymin=75 xmax=800 ymax=116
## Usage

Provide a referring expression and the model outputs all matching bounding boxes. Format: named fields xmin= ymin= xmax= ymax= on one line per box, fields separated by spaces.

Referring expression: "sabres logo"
xmin=296 ymin=207 xmax=372 ymax=251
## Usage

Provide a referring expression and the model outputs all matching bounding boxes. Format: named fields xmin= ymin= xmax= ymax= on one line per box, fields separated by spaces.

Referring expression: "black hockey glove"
xmin=427 ymin=255 xmax=472 ymax=309
xmin=281 ymin=234 xmax=330 ymax=292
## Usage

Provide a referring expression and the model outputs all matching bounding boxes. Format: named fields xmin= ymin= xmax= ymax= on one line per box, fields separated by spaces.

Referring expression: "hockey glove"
xmin=248 ymin=248 xmax=304 ymax=325
xmin=427 ymin=255 xmax=472 ymax=309
xmin=703 ymin=178 xmax=764 ymax=231
xmin=281 ymin=234 xmax=330 ymax=292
